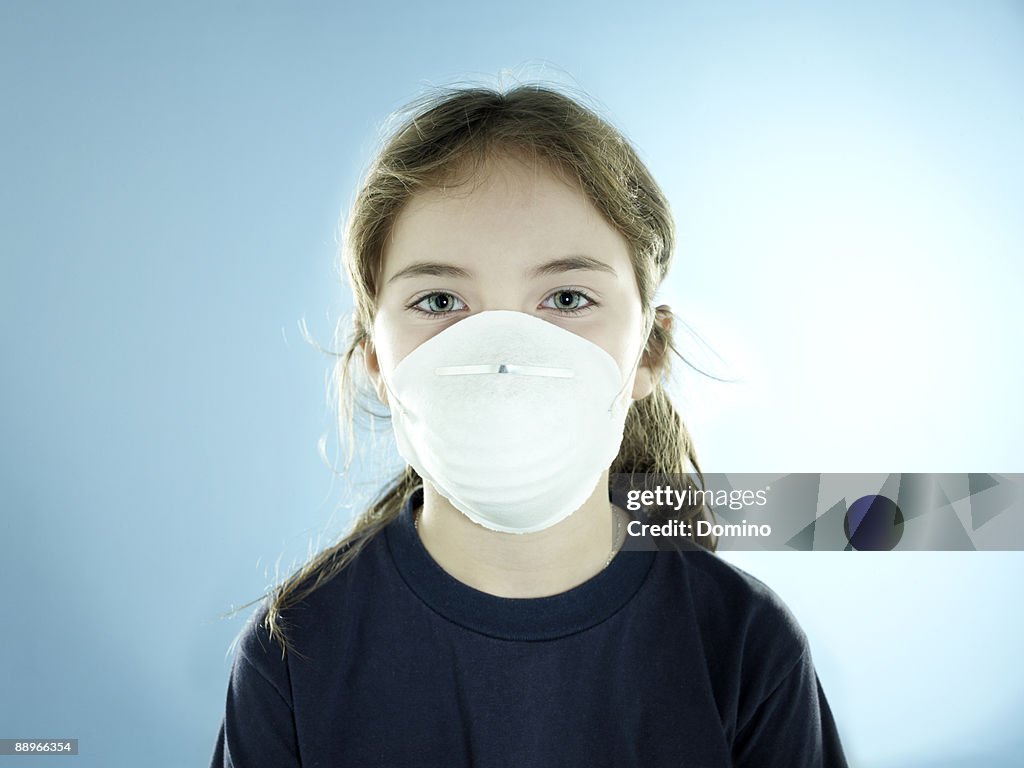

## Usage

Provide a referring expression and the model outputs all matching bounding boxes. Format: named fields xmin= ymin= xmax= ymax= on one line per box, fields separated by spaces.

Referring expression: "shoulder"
xmin=223 ymin=599 xmax=294 ymax=708
xmin=688 ymin=548 xmax=806 ymax=636
xmin=665 ymin=546 xmax=811 ymax=678
xmin=233 ymin=528 xmax=389 ymax=672
xmin=234 ymin=600 xmax=285 ymax=667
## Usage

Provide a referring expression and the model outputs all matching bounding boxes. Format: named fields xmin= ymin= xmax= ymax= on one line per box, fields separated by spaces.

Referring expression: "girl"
xmin=210 ymin=82 xmax=848 ymax=767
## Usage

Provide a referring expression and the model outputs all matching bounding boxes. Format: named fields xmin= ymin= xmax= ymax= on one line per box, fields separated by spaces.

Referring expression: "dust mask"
xmin=377 ymin=310 xmax=654 ymax=534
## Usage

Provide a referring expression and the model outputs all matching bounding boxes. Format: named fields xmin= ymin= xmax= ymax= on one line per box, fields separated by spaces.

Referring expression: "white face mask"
xmin=377 ymin=309 xmax=654 ymax=534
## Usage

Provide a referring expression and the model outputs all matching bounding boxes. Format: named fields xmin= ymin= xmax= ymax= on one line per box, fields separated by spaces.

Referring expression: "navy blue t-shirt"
xmin=210 ymin=487 xmax=848 ymax=766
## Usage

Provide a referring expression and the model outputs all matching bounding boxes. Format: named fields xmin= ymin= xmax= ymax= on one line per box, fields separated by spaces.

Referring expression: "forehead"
xmin=384 ymin=152 xmax=627 ymax=263
xmin=407 ymin=151 xmax=585 ymax=214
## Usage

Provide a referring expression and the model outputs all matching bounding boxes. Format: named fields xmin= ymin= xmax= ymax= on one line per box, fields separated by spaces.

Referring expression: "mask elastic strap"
xmin=609 ymin=311 xmax=657 ymax=414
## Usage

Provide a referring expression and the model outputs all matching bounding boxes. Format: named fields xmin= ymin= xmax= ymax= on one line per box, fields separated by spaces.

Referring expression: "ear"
xmin=360 ymin=335 xmax=389 ymax=407
xmin=631 ymin=306 xmax=672 ymax=401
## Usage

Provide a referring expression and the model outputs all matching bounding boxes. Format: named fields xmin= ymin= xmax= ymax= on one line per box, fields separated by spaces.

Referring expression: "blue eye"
xmin=408 ymin=292 xmax=466 ymax=316
xmin=544 ymin=289 xmax=597 ymax=316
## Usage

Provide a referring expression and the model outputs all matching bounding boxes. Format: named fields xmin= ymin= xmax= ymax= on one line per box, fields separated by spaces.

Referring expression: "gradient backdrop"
xmin=1 ymin=1 xmax=1022 ymax=766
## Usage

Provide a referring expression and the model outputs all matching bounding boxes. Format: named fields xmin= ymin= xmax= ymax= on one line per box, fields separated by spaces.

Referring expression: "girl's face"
xmin=363 ymin=152 xmax=658 ymax=404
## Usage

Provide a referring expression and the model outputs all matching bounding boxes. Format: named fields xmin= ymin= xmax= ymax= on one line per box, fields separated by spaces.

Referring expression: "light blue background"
xmin=1 ymin=2 xmax=1022 ymax=766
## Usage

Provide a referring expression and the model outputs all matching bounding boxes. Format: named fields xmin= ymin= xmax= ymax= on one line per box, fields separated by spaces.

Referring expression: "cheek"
xmin=372 ymin=309 xmax=430 ymax=377
xmin=370 ymin=311 xmax=401 ymax=376
xmin=630 ymin=367 xmax=655 ymax=400
xmin=589 ymin=325 xmax=640 ymax=382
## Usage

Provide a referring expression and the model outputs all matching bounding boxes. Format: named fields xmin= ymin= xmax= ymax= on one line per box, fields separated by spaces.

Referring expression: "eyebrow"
xmin=385 ymin=254 xmax=617 ymax=285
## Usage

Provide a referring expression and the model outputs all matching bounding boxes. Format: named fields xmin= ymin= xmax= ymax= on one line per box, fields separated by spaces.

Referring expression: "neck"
xmin=414 ymin=473 xmax=628 ymax=598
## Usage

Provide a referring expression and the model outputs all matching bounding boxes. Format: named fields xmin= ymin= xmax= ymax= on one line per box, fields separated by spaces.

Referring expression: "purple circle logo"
xmin=844 ymin=495 xmax=904 ymax=550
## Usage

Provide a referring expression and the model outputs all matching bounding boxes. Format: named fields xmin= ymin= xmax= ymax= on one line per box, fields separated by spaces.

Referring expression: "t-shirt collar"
xmin=385 ymin=486 xmax=656 ymax=641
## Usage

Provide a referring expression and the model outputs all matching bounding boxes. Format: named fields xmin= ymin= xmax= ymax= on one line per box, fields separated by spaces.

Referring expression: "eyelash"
xmin=406 ymin=289 xmax=599 ymax=318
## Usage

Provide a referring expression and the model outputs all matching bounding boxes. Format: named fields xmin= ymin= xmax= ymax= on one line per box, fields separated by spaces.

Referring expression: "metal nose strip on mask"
xmin=435 ymin=363 xmax=574 ymax=378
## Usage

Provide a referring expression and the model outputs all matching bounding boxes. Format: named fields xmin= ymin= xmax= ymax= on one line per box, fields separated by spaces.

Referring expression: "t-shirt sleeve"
xmin=732 ymin=646 xmax=848 ymax=768
xmin=209 ymin=614 xmax=302 ymax=768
